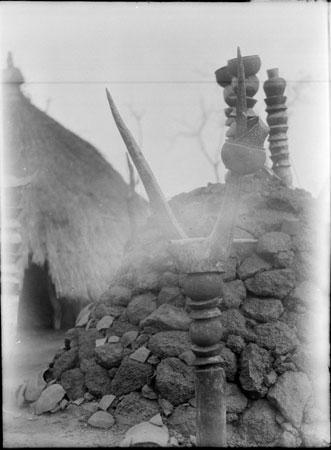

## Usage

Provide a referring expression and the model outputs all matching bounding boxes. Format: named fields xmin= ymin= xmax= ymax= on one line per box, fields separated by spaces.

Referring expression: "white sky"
xmin=0 ymin=1 xmax=330 ymax=200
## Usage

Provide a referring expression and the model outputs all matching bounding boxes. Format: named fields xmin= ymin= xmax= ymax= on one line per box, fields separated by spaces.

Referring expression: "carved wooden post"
xmin=106 ymin=47 xmax=269 ymax=447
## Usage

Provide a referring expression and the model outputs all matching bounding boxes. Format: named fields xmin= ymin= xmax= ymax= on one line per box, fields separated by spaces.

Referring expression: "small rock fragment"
xmin=129 ymin=346 xmax=150 ymax=363
xmin=121 ymin=330 xmax=139 ymax=348
xmin=95 ymin=337 xmax=107 ymax=347
xmin=98 ymin=394 xmax=116 ymax=411
xmin=149 ymin=413 xmax=163 ymax=427
xmin=72 ymin=397 xmax=85 ymax=406
xmin=96 ymin=315 xmax=114 ymax=331
xmin=107 ymin=335 xmax=120 ymax=344
xmin=142 ymin=384 xmax=157 ymax=400
xmin=87 ymin=410 xmax=115 ymax=429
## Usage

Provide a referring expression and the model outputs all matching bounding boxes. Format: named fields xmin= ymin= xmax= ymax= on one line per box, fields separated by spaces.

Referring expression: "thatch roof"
xmin=2 ymin=54 xmax=149 ymax=302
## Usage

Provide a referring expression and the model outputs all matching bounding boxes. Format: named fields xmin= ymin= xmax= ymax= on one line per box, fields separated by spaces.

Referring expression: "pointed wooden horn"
xmin=106 ymin=89 xmax=187 ymax=239
xmin=207 ymin=50 xmax=247 ymax=260
xmin=235 ymin=46 xmax=247 ymax=138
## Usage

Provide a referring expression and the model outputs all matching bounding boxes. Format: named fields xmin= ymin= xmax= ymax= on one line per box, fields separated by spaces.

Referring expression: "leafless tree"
xmin=171 ymin=95 xmax=225 ymax=183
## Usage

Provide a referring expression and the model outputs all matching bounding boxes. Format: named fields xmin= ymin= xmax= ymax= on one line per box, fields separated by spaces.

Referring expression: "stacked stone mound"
xmin=43 ymin=173 xmax=327 ymax=446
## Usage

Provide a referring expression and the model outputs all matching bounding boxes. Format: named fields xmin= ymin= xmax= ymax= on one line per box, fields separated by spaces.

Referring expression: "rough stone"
xmin=100 ymin=285 xmax=132 ymax=307
xmin=226 ymin=334 xmax=246 ymax=354
xmin=122 ymin=421 xmax=169 ymax=447
xmin=157 ymin=286 xmax=185 ymax=308
xmin=110 ymin=357 xmax=153 ymax=396
xmin=167 ymin=405 xmax=196 ymax=438
xmin=80 ymin=357 xmax=96 ymax=373
xmin=178 ymin=350 xmax=195 ymax=366
xmin=225 ymin=383 xmax=248 ymax=414
xmin=34 ymin=384 xmax=66 ymax=415
xmin=95 ymin=343 xmax=124 ymax=369
xmin=140 ymin=303 xmax=191 ymax=331
xmin=78 ymin=329 xmax=103 ymax=361
xmin=256 ymin=231 xmax=292 ymax=256
xmin=115 ymin=392 xmax=159 ymax=428
xmin=273 ymin=250 xmax=295 ymax=268
xmin=108 ymin=321 xmax=138 ymax=338
xmin=158 ymin=398 xmax=174 ymax=417
xmin=219 ymin=309 xmax=255 ymax=341
xmin=244 ymin=269 xmax=296 ymax=299
xmin=87 ymin=410 xmax=115 ymax=429
xmin=239 ymin=343 xmax=272 ymax=398
xmin=264 ymin=370 xmax=278 ymax=387
xmin=60 ymin=368 xmax=86 ymax=400
xmin=148 ymin=330 xmax=191 ymax=359
xmin=120 ymin=330 xmax=139 ymax=348
xmin=237 ymin=253 xmax=272 ymax=280
xmin=267 ymin=371 xmax=312 ymax=428
xmin=239 ymin=399 xmax=281 ymax=445
xmin=84 ymin=364 xmax=113 ymax=397
xmin=219 ymin=345 xmax=237 ymax=382
xmin=133 ymin=269 xmax=160 ymax=293
xmin=52 ymin=348 xmax=78 ymax=379
xmin=242 ymin=297 xmax=284 ymax=322
xmin=92 ymin=303 xmax=124 ymax=321
xmin=155 ymin=357 xmax=195 ymax=406
xmin=126 ymin=293 xmax=157 ymax=325
xmin=220 ymin=280 xmax=246 ymax=311
xmin=254 ymin=321 xmax=299 ymax=355
xmin=141 ymin=384 xmax=158 ymax=400
xmin=159 ymin=271 xmax=180 ymax=288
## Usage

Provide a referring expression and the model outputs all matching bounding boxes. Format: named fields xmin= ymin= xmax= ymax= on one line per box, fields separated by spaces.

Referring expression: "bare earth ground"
xmin=3 ymin=329 xmax=125 ymax=448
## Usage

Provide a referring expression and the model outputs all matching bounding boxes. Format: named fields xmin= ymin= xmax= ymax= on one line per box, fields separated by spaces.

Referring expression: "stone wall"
xmin=21 ymin=173 xmax=329 ymax=446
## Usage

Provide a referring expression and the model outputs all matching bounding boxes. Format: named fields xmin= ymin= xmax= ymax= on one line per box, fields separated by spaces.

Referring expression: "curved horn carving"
xmin=106 ymin=89 xmax=187 ymax=239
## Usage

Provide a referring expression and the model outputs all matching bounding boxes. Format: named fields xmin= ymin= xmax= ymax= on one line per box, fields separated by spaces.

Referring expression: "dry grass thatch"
xmin=2 ymin=73 xmax=148 ymax=302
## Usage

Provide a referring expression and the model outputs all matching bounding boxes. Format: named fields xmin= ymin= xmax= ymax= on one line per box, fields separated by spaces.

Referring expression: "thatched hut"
xmin=2 ymin=54 xmax=148 ymax=332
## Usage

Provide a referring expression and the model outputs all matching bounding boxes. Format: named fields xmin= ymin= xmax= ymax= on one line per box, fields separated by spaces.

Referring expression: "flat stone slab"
xmin=98 ymin=394 xmax=116 ymax=411
xmin=149 ymin=413 xmax=163 ymax=427
xmin=120 ymin=421 xmax=169 ymax=447
xmin=129 ymin=346 xmax=150 ymax=363
xmin=88 ymin=410 xmax=115 ymax=429
xmin=107 ymin=335 xmax=120 ymax=344
xmin=121 ymin=330 xmax=139 ymax=348
xmin=34 ymin=384 xmax=66 ymax=415
xmin=96 ymin=315 xmax=114 ymax=331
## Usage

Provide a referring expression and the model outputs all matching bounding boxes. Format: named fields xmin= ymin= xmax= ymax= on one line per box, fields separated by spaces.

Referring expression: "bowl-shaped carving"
xmin=264 ymin=95 xmax=287 ymax=106
xmin=225 ymin=96 xmax=257 ymax=108
xmin=221 ymin=141 xmax=266 ymax=175
xmin=232 ymin=75 xmax=260 ymax=97
xmin=227 ymin=55 xmax=261 ymax=77
xmin=215 ymin=66 xmax=233 ymax=87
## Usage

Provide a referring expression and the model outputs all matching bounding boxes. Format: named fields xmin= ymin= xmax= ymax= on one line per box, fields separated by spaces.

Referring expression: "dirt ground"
xmin=2 ymin=329 xmax=125 ymax=448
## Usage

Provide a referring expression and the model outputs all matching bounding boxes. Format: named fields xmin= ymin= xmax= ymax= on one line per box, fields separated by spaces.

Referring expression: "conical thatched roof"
xmin=2 ymin=54 xmax=148 ymax=302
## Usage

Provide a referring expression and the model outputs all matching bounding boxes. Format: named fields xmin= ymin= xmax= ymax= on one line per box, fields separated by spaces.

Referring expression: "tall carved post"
xmin=263 ymin=68 xmax=293 ymax=186
xmin=106 ymin=47 xmax=268 ymax=447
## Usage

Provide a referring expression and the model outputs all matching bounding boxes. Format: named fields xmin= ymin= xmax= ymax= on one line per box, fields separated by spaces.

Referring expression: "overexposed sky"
xmin=1 ymin=1 xmax=330 ymax=199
